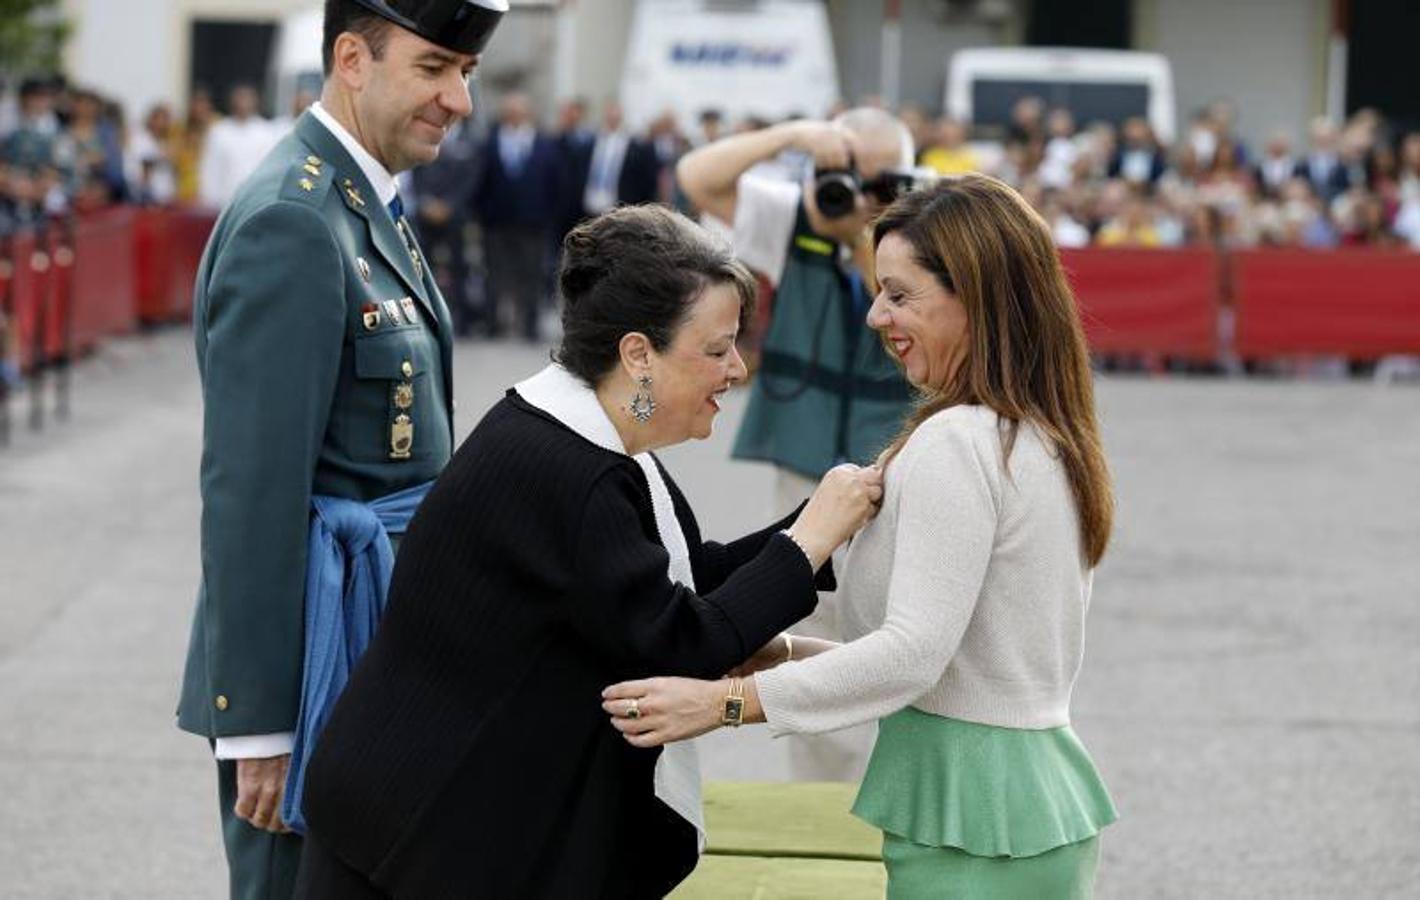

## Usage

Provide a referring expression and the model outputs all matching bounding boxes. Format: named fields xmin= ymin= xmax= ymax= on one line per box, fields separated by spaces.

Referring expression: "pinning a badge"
xmin=393 ymin=382 xmax=414 ymax=410
xmin=382 ymin=299 xmax=403 ymax=325
xmin=361 ymin=302 xmax=381 ymax=331
xmin=390 ymin=414 xmax=414 ymax=460
xmin=343 ymin=178 xmax=366 ymax=207
xmin=400 ymin=297 xmax=418 ymax=322
xmin=356 ymin=257 xmax=371 ymax=282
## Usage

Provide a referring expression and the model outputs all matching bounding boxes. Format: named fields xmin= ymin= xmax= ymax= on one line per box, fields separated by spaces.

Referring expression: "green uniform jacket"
xmin=177 ymin=111 xmax=454 ymax=738
xmin=732 ymin=205 xmax=914 ymax=479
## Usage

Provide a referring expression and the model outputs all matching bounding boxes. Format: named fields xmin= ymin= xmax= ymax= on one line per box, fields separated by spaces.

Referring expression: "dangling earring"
xmin=628 ymin=374 xmax=656 ymax=424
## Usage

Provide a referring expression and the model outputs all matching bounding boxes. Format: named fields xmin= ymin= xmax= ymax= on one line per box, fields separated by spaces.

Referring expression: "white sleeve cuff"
xmin=213 ymin=732 xmax=296 ymax=760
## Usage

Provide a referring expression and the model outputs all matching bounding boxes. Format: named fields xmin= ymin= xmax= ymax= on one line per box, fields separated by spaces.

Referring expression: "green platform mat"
xmin=702 ymin=782 xmax=883 ymax=862
xmin=669 ymin=855 xmax=886 ymax=899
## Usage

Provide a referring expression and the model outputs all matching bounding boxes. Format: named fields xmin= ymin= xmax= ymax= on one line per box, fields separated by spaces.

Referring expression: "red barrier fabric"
xmin=1058 ymin=247 xmax=1221 ymax=359
xmin=134 ymin=208 xmax=175 ymax=323
xmin=70 ymin=207 xmax=138 ymax=350
xmin=1233 ymin=248 xmax=1420 ymax=358
xmin=8 ymin=231 xmax=49 ymax=370
xmin=165 ymin=208 xmax=216 ymax=322
xmin=46 ymin=234 xmax=73 ymax=358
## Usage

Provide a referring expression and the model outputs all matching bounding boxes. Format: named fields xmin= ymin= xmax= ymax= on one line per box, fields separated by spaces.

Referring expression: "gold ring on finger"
xmin=626 ymin=699 xmax=641 ymax=720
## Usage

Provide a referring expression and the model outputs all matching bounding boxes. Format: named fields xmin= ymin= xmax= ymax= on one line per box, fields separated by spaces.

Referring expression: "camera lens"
xmin=863 ymin=173 xmax=914 ymax=205
xmin=814 ymin=171 xmax=859 ymax=219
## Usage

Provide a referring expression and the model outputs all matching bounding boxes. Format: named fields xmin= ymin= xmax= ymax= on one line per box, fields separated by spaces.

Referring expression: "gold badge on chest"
xmin=393 ymin=381 xmax=414 ymax=410
xmin=342 ymin=178 xmax=365 ymax=208
xmin=396 ymin=219 xmax=424 ymax=279
xmin=390 ymin=414 xmax=414 ymax=460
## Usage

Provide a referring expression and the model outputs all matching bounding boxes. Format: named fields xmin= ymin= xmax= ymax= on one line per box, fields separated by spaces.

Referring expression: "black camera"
xmin=813 ymin=162 xmax=930 ymax=218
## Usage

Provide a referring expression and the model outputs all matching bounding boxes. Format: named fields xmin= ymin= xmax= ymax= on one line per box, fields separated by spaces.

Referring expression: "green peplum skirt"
xmin=851 ymin=707 xmax=1118 ymax=899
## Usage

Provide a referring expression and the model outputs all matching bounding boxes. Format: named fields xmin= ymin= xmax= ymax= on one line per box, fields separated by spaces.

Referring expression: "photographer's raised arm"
xmin=676 ymin=120 xmax=850 ymax=225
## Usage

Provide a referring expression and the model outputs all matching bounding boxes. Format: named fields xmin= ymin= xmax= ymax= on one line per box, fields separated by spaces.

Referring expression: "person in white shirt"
xmin=198 ymin=84 xmax=280 ymax=209
xmin=125 ymin=103 xmax=177 ymax=205
xmin=605 ymin=174 xmax=1119 ymax=898
xmin=581 ymin=100 xmax=658 ymax=215
xmin=1256 ymin=130 xmax=1298 ymax=199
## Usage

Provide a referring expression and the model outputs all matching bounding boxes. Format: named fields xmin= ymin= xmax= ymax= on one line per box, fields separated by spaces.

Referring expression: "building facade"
xmin=57 ymin=0 xmax=1377 ymax=148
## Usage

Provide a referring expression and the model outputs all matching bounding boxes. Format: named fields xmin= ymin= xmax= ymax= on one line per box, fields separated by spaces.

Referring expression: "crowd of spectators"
xmin=5 ymin=74 xmax=1419 ymax=344
xmin=904 ymin=96 xmax=1420 ymax=252
xmin=0 ymin=76 xmax=318 ymax=230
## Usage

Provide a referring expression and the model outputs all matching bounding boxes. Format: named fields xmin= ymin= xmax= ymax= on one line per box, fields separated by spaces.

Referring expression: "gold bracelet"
xmin=782 ymin=633 xmax=794 ymax=663
xmin=780 ymin=529 xmax=812 ymax=564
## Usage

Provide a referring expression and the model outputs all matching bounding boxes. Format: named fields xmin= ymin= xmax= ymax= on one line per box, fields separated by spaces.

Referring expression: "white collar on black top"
xmin=513 ymin=363 xmax=706 ymax=850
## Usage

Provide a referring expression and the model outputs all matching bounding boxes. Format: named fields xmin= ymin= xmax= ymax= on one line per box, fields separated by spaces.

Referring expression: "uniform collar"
xmin=309 ymin=101 xmax=399 ymax=207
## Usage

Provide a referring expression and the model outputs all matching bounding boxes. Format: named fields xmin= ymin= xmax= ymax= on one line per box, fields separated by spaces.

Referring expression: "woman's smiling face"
xmin=866 ymin=232 xmax=969 ymax=391
xmin=645 ymin=281 xmax=749 ymax=444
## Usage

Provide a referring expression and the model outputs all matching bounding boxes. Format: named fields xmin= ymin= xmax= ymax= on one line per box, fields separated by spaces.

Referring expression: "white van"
xmin=619 ymin=0 xmax=839 ymax=133
xmin=945 ymin=47 xmax=1177 ymax=143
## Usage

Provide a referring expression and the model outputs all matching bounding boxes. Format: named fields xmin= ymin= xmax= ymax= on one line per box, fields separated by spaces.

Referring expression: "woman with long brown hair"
xmin=603 ymin=174 xmax=1118 ymax=897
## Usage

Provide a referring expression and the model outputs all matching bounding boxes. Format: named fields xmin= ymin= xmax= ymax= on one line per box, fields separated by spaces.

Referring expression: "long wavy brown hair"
xmin=875 ymin=174 xmax=1113 ymax=566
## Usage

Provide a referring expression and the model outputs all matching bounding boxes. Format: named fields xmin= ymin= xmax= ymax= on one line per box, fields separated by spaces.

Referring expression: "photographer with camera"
xmin=677 ymin=108 xmax=919 ymax=779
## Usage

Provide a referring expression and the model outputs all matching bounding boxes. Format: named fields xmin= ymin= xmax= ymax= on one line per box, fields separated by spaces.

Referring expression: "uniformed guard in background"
xmin=174 ymin=2 xmax=506 ymax=897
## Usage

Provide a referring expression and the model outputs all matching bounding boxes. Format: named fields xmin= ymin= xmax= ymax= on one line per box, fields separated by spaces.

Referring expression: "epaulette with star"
xmin=279 ymin=154 xmax=335 ymax=203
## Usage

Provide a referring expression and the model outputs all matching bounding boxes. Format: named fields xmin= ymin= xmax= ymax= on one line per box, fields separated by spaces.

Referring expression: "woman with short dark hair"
xmin=293 ymin=204 xmax=884 ymax=898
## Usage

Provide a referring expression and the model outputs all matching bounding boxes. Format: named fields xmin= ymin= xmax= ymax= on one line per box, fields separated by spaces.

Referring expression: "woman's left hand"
xmin=602 ymin=677 xmax=726 ymax=748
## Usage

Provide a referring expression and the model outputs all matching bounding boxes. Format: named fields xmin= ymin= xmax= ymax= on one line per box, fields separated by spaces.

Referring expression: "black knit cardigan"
xmin=300 ymin=392 xmax=825 ymax=898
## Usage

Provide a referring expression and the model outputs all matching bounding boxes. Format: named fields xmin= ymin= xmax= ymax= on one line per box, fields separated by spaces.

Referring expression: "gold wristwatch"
xmin=722 ymin=678 xmax=746 ymax=727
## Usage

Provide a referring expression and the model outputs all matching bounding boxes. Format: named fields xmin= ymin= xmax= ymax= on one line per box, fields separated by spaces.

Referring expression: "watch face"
xmin=722 ymin=696 xmax=745 ymax=726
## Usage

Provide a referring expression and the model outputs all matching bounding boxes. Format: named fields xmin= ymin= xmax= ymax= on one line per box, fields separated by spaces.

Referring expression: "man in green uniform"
xmin=174 ymin=2 xmax=505 ymax=896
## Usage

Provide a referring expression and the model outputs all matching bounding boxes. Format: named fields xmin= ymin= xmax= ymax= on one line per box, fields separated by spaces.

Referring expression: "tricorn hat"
xmin=348 ymin=0 xmax=508 ymax=57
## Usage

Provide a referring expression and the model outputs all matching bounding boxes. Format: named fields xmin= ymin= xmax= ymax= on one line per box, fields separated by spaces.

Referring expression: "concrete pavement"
xmin=0 ymin=329 xmax=1416 ymax=898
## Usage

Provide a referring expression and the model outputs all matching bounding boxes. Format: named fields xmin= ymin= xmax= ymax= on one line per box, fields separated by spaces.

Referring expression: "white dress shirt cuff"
xmin=213 ymin=732 xmax=295 ymax=760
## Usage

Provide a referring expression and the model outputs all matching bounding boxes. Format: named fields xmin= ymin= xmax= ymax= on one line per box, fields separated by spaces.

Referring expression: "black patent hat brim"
xmin=348 ymin=0 xmax=505 ymax=56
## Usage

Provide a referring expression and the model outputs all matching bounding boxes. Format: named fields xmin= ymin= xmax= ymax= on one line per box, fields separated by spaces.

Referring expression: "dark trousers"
xmin=417 ymin=218 xmax=474 ymax=336
xmin=217 ymin=758 xmax=303 ymax=900
xmin=483 ymin=225 xmax=547 ymax=340
xmin=294 ymin=831 xmax=388 ymax=900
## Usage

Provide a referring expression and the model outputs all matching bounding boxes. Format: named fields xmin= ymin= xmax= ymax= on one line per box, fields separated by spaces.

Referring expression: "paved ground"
xmin=0 ymin=329 xmax=1416 ymax=898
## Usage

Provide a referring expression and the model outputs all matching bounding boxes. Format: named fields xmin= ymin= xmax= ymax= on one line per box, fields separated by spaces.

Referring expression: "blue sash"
xmin=280 ymin=480 xmax=433 ymax=833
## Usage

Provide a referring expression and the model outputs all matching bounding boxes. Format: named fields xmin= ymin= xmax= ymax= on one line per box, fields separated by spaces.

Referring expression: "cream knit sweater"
xmin=757 ymin=405 xmax=1095 ymax=733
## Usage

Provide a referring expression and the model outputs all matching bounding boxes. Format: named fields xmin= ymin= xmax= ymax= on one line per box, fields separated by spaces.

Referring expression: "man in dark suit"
xmin=1107 ymin=116 xmax=1167 ymax=189
xmin=581 ymin=100 xmax=659 ymax=218
xmin=475 ymin=91 xmax=560 ymax=340
xmin=552 ymin=97 xmax=594 ymax=242
xmin=1295 ymin=116 xmax=1351 ymax=204
xmin=174 ymin=2 xmax=504 ymax=897
xmin=410 ymin=116 xmax=483 ymax=336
